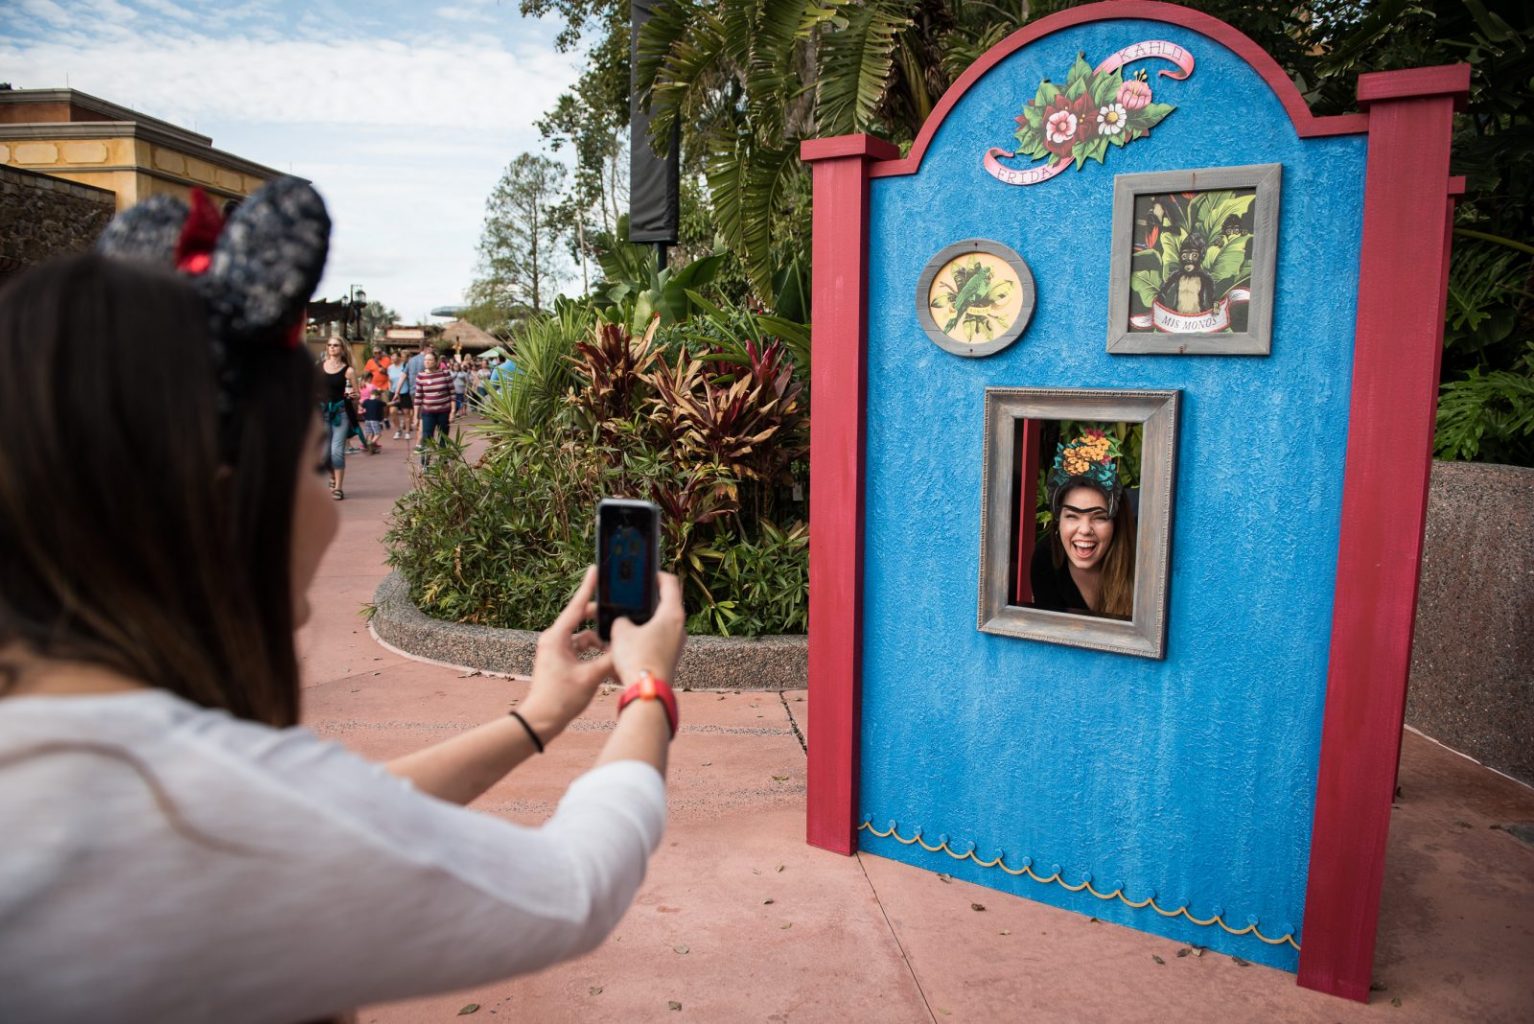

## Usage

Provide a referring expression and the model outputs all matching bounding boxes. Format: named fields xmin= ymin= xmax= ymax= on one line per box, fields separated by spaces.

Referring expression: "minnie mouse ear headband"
xmin=1046 ymin=429 xmax=1124 ymax=518
xmin=95 ymin=176 xmax=330 ymax=456
xmin=96 ymin=176 xmax=329 ymax=349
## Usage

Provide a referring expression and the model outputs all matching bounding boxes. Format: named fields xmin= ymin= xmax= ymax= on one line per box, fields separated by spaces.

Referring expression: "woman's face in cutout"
xmin=1058 ymin=485 xmax=1115 ymax=571
xmin=290 ymin=420 xmax=340 ymax=626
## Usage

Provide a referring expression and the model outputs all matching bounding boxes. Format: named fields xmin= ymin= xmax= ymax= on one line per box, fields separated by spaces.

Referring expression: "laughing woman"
xmin=1029 ymin=429 xmax=1138 ymax=620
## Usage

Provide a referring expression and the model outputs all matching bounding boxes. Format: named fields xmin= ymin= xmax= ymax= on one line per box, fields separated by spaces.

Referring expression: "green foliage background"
xmin=387 ymin=300 xmax=811 ymax=637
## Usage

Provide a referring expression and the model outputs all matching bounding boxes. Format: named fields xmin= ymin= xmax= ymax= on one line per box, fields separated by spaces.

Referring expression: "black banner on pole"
xmin=629 ymin=0 xmax=679 ymax=244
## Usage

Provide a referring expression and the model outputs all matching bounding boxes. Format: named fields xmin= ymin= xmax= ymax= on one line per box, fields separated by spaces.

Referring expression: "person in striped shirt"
xmin=414 ymin=348 xmax=455 ymax=459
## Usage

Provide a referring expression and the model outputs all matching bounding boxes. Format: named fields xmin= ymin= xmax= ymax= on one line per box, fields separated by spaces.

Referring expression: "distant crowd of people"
xmin=316 ymin=340 xmax=512 ymax=498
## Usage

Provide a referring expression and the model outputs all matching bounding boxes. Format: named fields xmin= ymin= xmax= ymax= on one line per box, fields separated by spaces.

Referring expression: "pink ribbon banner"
xmin=1094 ymin=40 xmax=1195 ymax=80
xmin=984 ymin=40 xmax=1196 ymax=187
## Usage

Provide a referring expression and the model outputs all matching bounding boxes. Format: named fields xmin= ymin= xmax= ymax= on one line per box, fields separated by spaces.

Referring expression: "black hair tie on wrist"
xmin=508 ymin=710 xmax=545 ymax=753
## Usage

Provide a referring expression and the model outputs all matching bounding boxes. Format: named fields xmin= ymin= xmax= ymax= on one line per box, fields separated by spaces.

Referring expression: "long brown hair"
xmin=1050 ymin=490 xmax=1138 ymax=620
xmin=0 ymin=254 xmax=315 ymax=726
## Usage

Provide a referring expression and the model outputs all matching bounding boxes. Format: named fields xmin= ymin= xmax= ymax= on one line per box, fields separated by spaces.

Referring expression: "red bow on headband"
xmin=173 ymin=188 xmax=305 ymax=349
xmin=174 ymin=188 xmax=223 ymax=276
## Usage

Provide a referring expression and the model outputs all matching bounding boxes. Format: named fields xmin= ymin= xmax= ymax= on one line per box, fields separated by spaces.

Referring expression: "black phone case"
xmin=596 ymin=499 xmax=661 ymax=641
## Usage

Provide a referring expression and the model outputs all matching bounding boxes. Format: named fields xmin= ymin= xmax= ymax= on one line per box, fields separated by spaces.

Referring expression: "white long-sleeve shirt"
xmin=0 ymin=689 xmax=666 ymax=1023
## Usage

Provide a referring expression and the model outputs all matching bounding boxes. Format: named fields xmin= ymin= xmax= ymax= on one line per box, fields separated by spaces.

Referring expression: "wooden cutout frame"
xmin=1107 ymin=163 xmax=1282 ymax=355
xmin=978 ymin=388 xmax=1179 ymax=658
xmin=803 ymin=2 xmax=1468 ymax=1001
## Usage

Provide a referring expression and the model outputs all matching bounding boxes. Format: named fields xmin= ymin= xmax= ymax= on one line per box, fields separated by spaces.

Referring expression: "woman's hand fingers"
xmin=550 ymin=566 xmax=598 ymax=638
xmin=570 ymin=629 xmax=602 ymax=655
xmin=654 ymin=572 xmax=683 ymax=622
xmin=609 ymin=572 xmax=687 ymax=683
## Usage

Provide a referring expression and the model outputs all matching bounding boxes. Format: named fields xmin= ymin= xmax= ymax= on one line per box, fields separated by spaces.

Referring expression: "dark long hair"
xmin=0 ymin=254 xmax=315 ymax=726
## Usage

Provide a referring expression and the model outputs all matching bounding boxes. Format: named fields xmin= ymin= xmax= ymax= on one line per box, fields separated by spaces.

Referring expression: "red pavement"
xmin=298 ymin=429 xmax=1534 ymax=1023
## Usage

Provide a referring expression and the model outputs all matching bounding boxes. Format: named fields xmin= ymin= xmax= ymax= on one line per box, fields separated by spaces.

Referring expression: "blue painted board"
xmin=858 ymin=19 xmax=1367 ymax=971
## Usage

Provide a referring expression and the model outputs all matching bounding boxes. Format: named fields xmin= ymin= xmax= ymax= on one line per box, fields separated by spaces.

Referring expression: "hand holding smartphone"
xmin=595 ymin=498 xmax=661 ymax=642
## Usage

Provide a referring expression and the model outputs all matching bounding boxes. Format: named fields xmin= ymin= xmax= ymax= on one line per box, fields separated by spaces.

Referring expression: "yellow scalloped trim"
xmin=860 ymin=820 xmax=1300 ymax=950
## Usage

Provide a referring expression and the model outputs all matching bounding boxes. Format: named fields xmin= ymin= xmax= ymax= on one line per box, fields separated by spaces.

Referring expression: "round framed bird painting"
xmin=916 ymin=239 xmax=1035 ymax=357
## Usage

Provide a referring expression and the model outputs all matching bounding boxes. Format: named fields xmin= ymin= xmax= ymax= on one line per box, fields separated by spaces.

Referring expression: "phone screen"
xmin=596 ymin=499 xmax=660 ymax=641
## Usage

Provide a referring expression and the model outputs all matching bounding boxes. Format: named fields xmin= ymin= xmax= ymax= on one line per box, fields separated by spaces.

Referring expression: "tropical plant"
xmin=631 ymin=0 xmax=1033 ymax=306
xmin=390 ymin=289 xmax=813 ymax=637
xmin=594 ymin=224 xmax=731 ymax=330
xmin=474 ymin=298 xmax=593 ymax=446
xmin=1434 ymin=345 xmax=1534 ymax=464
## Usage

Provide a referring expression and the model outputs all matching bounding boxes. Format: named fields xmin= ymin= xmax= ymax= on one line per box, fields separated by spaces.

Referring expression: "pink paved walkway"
xmin=298 ymin=430 xmax=1534 ymax=1023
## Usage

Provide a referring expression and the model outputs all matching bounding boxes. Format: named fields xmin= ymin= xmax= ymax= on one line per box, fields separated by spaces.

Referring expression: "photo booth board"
xmin=800 ymin=2 xmax=1465 ymax=1003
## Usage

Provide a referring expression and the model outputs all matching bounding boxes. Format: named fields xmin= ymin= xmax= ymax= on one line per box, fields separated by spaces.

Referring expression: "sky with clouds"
xmin=1 ymin=0 xmax=587 ymax=321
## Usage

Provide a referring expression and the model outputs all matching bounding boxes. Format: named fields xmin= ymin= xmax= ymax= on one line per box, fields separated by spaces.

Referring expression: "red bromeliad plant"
xmin=566 ymin=317 xmax=662 ymax=442
xmin=558 ymin=314 xmax=809 ymax=630
xmin=648 ymin=337 xmax=804 ymax=489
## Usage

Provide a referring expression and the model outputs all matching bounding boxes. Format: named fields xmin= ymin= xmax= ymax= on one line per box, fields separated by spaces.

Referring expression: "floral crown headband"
xmin=95 ymin=177 xmax=330 ymax=452
xmin=1046 ymin=429 xmax=1124 ymax=517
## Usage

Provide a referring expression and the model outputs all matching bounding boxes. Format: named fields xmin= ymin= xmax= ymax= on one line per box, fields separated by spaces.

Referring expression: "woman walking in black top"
xmin=319 ymin=338 xmax=356 ymax=499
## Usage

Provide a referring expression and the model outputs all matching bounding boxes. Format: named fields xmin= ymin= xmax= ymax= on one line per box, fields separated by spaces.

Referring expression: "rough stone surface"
xmin=1407 ymin=460 xmax=1534 ymax=786
xmin=0 ymin=164 xmax=114 ymax=267
xmin=372 ymin=571 xmax=807 ymax=690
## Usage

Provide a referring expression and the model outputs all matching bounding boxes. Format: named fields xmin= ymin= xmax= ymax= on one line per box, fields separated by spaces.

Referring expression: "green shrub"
xmin=386 ymin=298 xmax=811 ymax=636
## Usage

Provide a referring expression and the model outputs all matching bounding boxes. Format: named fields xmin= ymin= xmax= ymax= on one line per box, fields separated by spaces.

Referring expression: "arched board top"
xmin=868 ymin=0 xmax=1367 ymax=180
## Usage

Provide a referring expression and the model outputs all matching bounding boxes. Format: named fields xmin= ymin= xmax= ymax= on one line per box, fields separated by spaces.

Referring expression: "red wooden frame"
xmin=800 ymin=0 xmax=1466 ymax=1002
xmin=801 ymin=133 xmax=899 ymax=855
xmin=1013 ymin=420 xmax=1044 ymax=604
xmin=1297 ymin=64 xmax=1468 ymax=1001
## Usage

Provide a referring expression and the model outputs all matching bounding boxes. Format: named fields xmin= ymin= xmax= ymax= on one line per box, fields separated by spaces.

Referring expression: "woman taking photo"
xmin=318 ymin=335 xmax=356 ymax=499
xmin=1029 ymin=429 xmax=1138 ymax=620
xmin=0 ymin=180 xmax=686 ymax=1023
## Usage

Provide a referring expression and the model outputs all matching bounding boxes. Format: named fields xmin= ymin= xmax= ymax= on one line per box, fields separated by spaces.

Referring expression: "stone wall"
xmin=0 ymin=164 xmax=114 ymax=267
xmin=1407 ymin=460 xmax=1534 ymax=786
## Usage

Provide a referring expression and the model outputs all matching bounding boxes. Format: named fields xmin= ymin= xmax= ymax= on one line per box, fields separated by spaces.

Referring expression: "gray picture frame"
xmin=1106 ymin=163 xmax=1282 ymax=356
xmin=915 ymin=238 xmax=1036 ymax=357
xmin=978 ymin=388 xmax=1180 ymax=659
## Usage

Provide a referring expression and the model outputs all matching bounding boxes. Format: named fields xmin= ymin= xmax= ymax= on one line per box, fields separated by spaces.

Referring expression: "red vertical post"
xmin=800 ymin=134 xmax=898 ymax=855
xmin=1014 ymin=419 xmax=1044 ymax=604
xmin=1299 ymin=65 xmax=1468 ymax=1001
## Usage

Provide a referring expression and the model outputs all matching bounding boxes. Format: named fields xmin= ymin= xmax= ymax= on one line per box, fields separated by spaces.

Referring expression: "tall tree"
xmin=361 ymin=300 xmax=398 ymax=342
xmin=473 ymin=153 xmax=570 ymax=317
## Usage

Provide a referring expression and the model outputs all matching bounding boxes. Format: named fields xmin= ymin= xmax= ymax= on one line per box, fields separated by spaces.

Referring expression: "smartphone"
xmin=596 ymin=498 xmax=661 ymax=642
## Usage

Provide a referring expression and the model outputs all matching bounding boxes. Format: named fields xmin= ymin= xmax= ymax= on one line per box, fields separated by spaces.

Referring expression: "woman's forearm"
xmin=598 ymin=698 xmax=670 ymax=778
xmin=385 ymin=703 xmax=563 ymax=805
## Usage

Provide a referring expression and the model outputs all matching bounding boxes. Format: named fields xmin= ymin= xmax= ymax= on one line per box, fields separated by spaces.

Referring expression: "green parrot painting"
xmin=944 ymin=262 xmax=994 ymax=333
xmin=930 ymin=258 xmax=1016 ymax=341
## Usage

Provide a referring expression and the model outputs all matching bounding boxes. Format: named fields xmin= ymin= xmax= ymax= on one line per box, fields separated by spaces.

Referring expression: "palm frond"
xmin=814 ymin=0 xmax=912 ymax=136
xmin=641 ymin=1 xmax=726 ymax=153
xmin=707 ymin=135 xmax=805 ymax=300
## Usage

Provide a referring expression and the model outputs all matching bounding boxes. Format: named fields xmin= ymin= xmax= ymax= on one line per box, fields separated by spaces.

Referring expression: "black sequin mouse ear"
xmin=95 ymin=194 xmax=191 ymax=268
xmin=203 ymin=176 xmax=330 ymax=348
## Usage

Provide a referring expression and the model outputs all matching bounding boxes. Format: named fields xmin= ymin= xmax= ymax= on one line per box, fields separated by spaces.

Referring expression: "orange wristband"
xmin=615 ymin=670 xmax=679 ymax=738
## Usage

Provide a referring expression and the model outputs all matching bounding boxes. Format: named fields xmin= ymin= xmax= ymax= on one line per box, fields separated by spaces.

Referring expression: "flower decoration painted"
xmin=986 ymin=41 xmax=1194 ymax=187
xmin=1047 ymin=429 xmax=1124 ymax=516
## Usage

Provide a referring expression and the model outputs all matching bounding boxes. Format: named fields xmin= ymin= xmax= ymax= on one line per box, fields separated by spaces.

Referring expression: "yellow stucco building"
xmin=0 ymin=87 xmax=279 ymax=210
